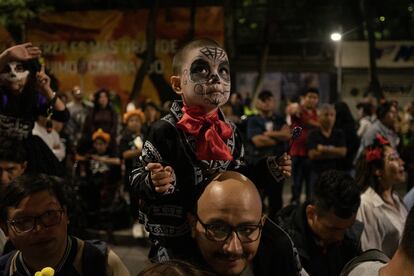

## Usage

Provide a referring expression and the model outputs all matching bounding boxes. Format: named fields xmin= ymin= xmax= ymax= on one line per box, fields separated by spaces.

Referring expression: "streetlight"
xmin=331 ymin=31 xmax=343 ymax=95
xmin=330 ymin=26 xmax=361 ymax=96
xmin=330 ymin=32 xmax=342 ymax=42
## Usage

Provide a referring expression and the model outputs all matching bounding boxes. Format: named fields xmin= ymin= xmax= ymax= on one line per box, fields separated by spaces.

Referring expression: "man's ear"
xmin=21 ymin=161 xmax=27 ymax=172
xmin=0 ymin=222 xmax=9 ymax=236
xmin=261 ymin=214 xmax=267 ymax=225
xmin=170 ymin=76 xmax=182 ymax=95
xmin=187 ymin=212 xmax=197 ymax=238
xmin=306 ymin=204 xmax=316 ymax=227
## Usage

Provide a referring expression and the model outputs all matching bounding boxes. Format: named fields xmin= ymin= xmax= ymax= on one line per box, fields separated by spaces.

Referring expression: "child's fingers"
xmin=164 ymin=166 xmax=174 ymax=173
xmin=151 ymin=169 xmax=174 ymax=185
xmin=153 ymin=176 xmax=174 ymax=187
xmin=146 ymin=162 xmax=163 ymax=173
xmin=154 ymin=184 xmax=173 ymax=193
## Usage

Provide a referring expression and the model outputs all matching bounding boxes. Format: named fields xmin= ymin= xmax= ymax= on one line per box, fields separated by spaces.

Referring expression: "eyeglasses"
xmin=8 ymin=209 xmax=64 ymax=234
xmin=196 ymin=215 xmax=263 ymax=243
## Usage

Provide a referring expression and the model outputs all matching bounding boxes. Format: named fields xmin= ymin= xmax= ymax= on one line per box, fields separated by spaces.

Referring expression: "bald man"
xmin=188 ymin=171 xmax=304 ymax=276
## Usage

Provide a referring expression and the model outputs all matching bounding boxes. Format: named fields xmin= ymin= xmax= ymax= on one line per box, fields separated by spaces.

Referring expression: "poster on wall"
xmin=342 ymin=73 xmax=414 ymax=116
xmin=26 ymin=8 xmax=224 ymax=109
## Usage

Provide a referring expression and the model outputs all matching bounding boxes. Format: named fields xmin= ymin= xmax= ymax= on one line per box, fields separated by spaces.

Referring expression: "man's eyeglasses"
xmin=196 ymin=215 xmax=263 ymax=243
xmin=8 ymin=209 xmax=64 ymax=234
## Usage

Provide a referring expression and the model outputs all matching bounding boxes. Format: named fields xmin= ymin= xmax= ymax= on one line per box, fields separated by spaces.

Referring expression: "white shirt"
xmin=0 ymin=229 xmax=6 ymax=253
xmin=32 ymin=122 xmax=66 ymax=162
xmin=357 ymin=187 xmax=408 ymax=258
xmin=347 ymin=261 xmax=386 ymax=276
xmin=357 ymin=116 xmax=376 ymax=138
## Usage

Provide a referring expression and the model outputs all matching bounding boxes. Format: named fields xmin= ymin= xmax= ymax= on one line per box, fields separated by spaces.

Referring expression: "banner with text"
xmin=26 ymin=8 xmax=224 ymax=107
xmin=337 ymin=41 xmax=414 ymax=68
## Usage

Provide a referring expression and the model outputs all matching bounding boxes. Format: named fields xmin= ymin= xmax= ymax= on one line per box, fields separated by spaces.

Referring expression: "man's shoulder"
xmin=274 ymin=204 xmax=303 ymax=235
xmin=254 ymin=218 xmax=302 ymax=276
xmin=261 ymin=218 xmax=295 ymax=246
xmin=0 ymin=250 xmax=17 ymax=274
xmin=75 ymin=238 xmax=108 ymax=276
xmin=274 ymin=204 xmax=312 ymax=250
xmin=246 ymin=114 xmax=263 ymax=124
xmin=148 ymin=115 xmax=178 ymax=135
xmin=344 ymin=220 xmax=364 ymax=246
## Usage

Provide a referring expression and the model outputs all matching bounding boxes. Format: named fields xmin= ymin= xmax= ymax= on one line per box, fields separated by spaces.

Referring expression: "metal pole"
xmin=337 ymin=41 xmax=342 ymax=95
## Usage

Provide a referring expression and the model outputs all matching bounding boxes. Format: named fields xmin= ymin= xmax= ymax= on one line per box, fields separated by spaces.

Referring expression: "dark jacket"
xmin=0 ymin=237 xmax=107 ymax=276
xmin=274 ymin=203 xmax=363 ymax=276
xmin=253 ymin=218 xmax=302 ymax=276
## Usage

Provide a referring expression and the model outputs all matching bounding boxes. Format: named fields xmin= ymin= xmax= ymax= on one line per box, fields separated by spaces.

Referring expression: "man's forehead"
xmin=16 ymin=191 xmax=59 ymax=207
xmin=198 ymin=183 xmax=261 ymax=216
xmin=9 ymin=202 xmax=61 ymax=219
xmin=0 ymin=161 xmax=22 ymax=169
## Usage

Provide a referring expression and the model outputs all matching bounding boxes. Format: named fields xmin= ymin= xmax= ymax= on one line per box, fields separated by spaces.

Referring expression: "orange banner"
xmin=26 ymin=7 xmax=224 ymax=108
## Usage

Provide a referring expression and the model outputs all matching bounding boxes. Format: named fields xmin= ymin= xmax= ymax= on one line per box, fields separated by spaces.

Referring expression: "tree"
xmin=360 ymin=0 xmax=383 ymax=100
xmin=129 ymin=0 xmax=159 ymax=105
xmin=252 ymin=0 xmax=274 ymax=99
xmin=0 ymin=0 xmax=53 ymax=42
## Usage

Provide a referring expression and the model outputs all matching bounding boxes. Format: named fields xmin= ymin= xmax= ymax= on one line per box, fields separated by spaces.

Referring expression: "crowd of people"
xmin=0 ymin=39 xmax=414 ymax=275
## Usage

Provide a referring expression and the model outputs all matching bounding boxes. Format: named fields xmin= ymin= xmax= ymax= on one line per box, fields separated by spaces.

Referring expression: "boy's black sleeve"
xmin=129 ymin=120 xmax=177 ymax=202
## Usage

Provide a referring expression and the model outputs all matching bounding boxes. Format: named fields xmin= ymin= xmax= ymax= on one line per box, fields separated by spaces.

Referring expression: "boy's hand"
xmin=277 ymin=153 xmax=292 ymax=178
xmin=146 ymin=162 xmax=175 ymax=193
xmin=1 ymin=42 xmax=42 ymax=63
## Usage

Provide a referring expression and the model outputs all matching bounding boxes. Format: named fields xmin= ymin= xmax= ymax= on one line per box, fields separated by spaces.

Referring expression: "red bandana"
xmin=177 ymin=106 xmax=233 ymax=160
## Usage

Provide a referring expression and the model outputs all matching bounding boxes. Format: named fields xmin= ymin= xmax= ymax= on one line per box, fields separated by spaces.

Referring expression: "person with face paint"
xmin=355 ymin=134 xmax=408 ymax=258
xmin=130 ymin=38 xmax=292 ymax=262
xmin=0 ymin=43 xmax=69 ymax=176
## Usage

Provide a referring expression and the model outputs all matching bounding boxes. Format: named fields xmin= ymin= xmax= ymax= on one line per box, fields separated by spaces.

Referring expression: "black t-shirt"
xmin=246 ymin=114 xmax=287 ymax=164
xmin=307 ymin=129 xmax=346 ymax=173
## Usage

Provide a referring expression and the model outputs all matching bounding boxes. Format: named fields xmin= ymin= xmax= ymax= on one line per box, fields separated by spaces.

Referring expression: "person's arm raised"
xmin=36 ymin=64 xmax=65 ymax=111
xmin=0 ymin=42 xmax=41 ymax=71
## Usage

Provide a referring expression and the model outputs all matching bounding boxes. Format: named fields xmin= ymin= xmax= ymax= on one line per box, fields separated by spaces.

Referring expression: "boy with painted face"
xmin=130 ymin=38 xmax=291 ymax=262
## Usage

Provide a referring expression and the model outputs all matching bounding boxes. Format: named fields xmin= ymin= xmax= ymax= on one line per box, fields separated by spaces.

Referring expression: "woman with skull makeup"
xmin=130 ymin=38 xmax=292 ymax=262
xmin=0 ymin=43 xmax=69 ymax=176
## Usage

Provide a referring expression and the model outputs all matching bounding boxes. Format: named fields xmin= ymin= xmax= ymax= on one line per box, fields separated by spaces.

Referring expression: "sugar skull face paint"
xmin=0 ymin=62 xmax=30 ymax=94
xmin=180 ymin=46 xmax=231 ymax=112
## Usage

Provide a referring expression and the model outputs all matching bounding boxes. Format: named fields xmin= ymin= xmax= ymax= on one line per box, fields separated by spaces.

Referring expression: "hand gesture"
xmin=36 ymin=64 xmax=53 ymax=98
xmin=2 ymin=42 xmax=41 ymax=63
xmin=146 ymin=162 xmax=175 ymax=193
xmin=277 ymin=153 xmax=292 ymax=178
xmin=286 ymin=102 xmax=301 ymax=117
